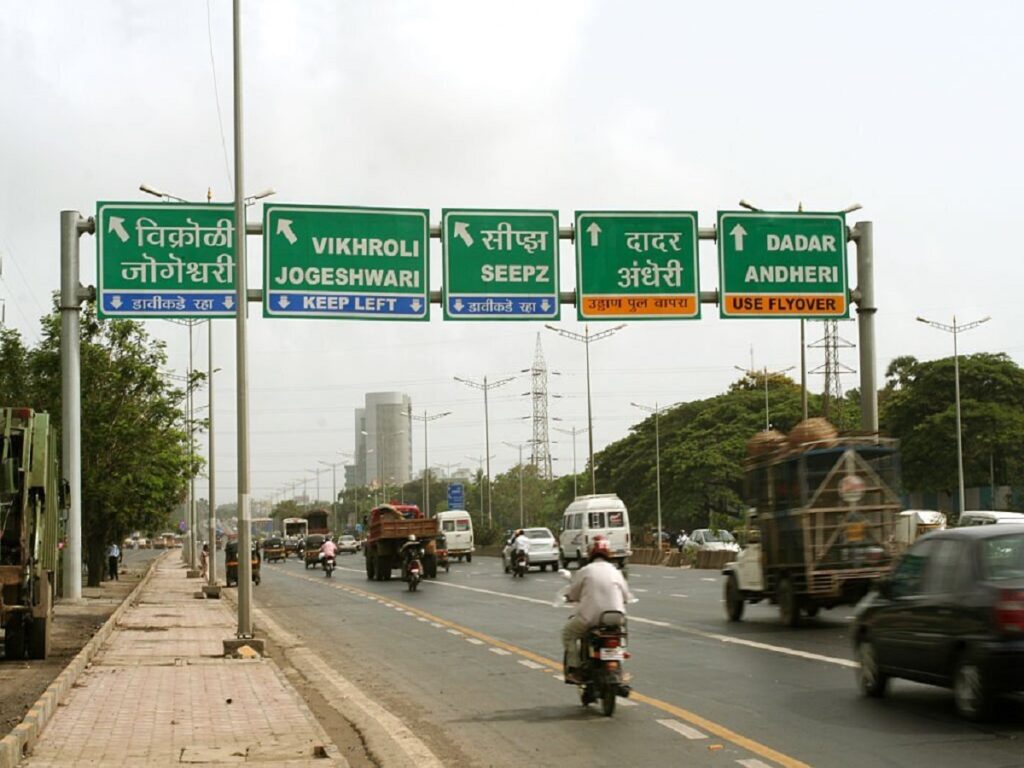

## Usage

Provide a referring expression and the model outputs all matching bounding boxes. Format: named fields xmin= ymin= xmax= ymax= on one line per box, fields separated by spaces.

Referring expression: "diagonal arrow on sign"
xmin=108 ymin=217 xmax=130 ymax=243
xmin=276 ymin=218 xmax=298 ymax=245
xmin=453 ymin=221 xmax=473 ymax=247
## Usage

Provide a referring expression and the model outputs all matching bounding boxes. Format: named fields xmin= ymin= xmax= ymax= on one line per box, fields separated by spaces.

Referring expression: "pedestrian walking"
xmin=106 ymin=542 xmax=120 ymax=581
xmin=199 ymin=543 xmax=209 ymax=580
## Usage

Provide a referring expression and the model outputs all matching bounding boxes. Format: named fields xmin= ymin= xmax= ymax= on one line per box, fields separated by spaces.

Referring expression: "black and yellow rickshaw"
xmin=225 ymin=540 xmax=261 ymax=586
xmin=263 ymin=535 xmax=286 ymax=563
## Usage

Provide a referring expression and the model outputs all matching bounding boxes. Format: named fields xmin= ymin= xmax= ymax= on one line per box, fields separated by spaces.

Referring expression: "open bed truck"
xmin=724 ymin=434 xmax=902 ymax=626
xmin=363 ymin=504 xmax=438 ymax=581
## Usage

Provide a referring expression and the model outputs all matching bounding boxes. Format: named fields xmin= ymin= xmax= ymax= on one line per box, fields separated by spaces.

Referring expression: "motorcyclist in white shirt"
xmin=562 ymin=534 xmax=634 ymax=683
xmin=510 ymin=529 xmax=531 ymax=572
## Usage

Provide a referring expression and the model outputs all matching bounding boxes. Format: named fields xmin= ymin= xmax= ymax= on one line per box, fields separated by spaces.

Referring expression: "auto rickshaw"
xmin=263 ymin=535 xmax=286 ymax=563
xmin=225 ymin=541 xmax=261 ymax=586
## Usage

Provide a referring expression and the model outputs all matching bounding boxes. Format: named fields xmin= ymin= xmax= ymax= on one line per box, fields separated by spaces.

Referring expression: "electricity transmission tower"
xmin=525 ymin=334 xmax=553 ymax=479
xmin=809 ymin=320 xmax=856 ymax=426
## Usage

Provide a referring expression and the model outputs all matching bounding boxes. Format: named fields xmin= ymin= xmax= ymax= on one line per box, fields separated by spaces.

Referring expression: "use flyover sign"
xmin=96 ymin=202 xmax=238 ymax=319
xmin=575 ymin=211 xmax=700 ymax=321
xmin=717 ymin=211 xmax=849 ymax=319
xmin=263 ymin=205 xmax=429 ymax=320
xmin=442 ymin=209 xmax=559 ymax=320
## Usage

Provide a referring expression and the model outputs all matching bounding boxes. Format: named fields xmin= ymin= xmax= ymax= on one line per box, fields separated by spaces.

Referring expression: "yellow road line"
xmin=283 ymin=569 xmax=812 ymax=768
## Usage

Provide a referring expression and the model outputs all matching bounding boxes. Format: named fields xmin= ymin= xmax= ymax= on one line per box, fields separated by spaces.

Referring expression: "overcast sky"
xmin=2 ymin=1 xmax=1022 ymax=506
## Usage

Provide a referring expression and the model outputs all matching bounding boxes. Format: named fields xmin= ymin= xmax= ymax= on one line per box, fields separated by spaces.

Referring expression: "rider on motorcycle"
xmin=561 ymin=535 xmax=634 ymax=684
xmin=319 ymin=536 xmax=338 ymax=564
xmin=510 ymin=528 xmax=530 ymax=568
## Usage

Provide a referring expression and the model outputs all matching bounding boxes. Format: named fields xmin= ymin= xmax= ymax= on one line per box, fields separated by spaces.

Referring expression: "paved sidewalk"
xmin=23 ymin=557 xmax=344 ymax=766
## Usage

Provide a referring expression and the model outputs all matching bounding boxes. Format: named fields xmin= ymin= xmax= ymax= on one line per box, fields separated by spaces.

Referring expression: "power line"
xmin=205 ymin=0 xmax=233 ymax=190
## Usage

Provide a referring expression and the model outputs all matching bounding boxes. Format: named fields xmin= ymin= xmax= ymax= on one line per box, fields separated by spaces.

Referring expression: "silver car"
xmin=502 ymin=527 xmax=560 ymax=572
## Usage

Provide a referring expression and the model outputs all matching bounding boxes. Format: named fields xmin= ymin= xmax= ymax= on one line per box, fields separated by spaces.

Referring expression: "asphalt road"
xmin=248 ymin=554 xmax=1024 ymax=768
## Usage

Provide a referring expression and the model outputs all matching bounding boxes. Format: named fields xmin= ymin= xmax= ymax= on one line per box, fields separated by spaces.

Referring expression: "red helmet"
xmin=588 ymin=535 xmax=611 ymax=560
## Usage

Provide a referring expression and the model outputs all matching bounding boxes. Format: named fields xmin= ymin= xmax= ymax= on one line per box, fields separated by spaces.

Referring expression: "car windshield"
xmin=526 ymin=529 xmax=553 ymax=540
xmin=980 ymin=533 xmax=1024 ymax=581
xmin=703 ymin=530 xmax=735 ymax=543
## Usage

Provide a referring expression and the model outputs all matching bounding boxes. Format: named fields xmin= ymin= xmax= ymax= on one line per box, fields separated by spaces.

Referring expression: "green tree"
xmin=2 ymin=306 xmax=194 ymax=585
xmin=881 ymin=353 xmax=1024 ymax=496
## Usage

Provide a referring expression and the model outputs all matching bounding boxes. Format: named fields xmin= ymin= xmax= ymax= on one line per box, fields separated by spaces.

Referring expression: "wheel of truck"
xmin=466 ymin=554 xmax=472 ymax=563
xmin=778 ymin=576 xmax=800 ymax=627
xmin=374 ymin=555 xmax=386 ymax=581
xmin=365 ymin=555 xmax=374 ymax=580
xmin=803 ymin=604 xmax=820 ymax=618
xmin=4 ymin=619 xmax=26 ymax=660
xmin=725 ymin=574 xmax=744 ymax=622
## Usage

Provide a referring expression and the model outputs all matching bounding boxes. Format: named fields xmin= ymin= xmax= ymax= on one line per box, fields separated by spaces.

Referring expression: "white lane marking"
xmin=403 ymin=611 xmax=415 ymax=616
xmin=670 ymin=594 xmax=689 ymax=598
xmin=737 ymin=760 xmax=773 ymax=768
xmin=633 ymin=588 xmax=649 ymax=593
xmin=447 ymin=629 xmax=464 ymax=636
xmin=553 ymin=673 xmax=564 ymax=681
xmin=489 ymin=647 xmax=512 ymax=656
xmin=662 ymin=576 xmax=677 ymax=579
xmin=617 ymin=697 xmax=638 ymax=707
xmin=430 ymin=622 xmax=442 ymax=628
xmin=465 ymin=638 xmax=485 ymax=645
xmin=417 ymin=617 xmax=428 ymax=622
xmin=700 ymin=578 xmax=717 ymax=582
xmin=518 ymin=660 xmax=545 ymax=670
xmin=658 ymin=719 xmax=707 ymax=740
xmin=431 ymin=576 xmax=855 ymax=668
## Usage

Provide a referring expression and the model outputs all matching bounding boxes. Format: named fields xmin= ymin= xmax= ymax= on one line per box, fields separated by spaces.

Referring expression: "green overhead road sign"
xmin=717 ymin=211 xmax=848 ymax=319
xmin=575 ymin=211 xmax=700 ymax=321
xmin=442 ymin=209 xmax=559 ymax=320
xmin=96 ymin=202 xmax=237 ymax=319
xmin=263 ymin=205 xmax=429 ymax=320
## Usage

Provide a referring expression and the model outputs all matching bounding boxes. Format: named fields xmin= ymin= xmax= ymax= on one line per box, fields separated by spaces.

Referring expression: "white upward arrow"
xmin=453 ymin=221 xmax=473 ymax=247
xmin=110 ymin=295 xmax=123 ymax=309
xmin=278 ymin=295 xmax=290 ymax=308
xmin=276 ymin=218 xmax=298 ymax=245
xmin=586 ymin=222 xmax=602 ymax=247
xmin=730 ymin=223 xmax=747 ymax=251
xmin=223 ymin=295 xmax=235 ymax=310
xmin=108 ymin=217 xmax=130 ymax=243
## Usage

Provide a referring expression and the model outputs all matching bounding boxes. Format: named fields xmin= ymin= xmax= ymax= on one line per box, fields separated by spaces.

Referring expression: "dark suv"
xmin=853 ymin=524 xmax=1024 ymax=719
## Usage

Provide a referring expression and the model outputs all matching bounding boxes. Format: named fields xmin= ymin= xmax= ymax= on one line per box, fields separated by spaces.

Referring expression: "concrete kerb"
xmin=0 ymin=553 xmax=163 ymax=768
xmin=220 ymin=587 xmax=443 ymax=768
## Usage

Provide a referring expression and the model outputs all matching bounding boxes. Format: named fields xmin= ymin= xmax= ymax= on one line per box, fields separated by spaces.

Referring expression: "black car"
xmin=853 ymin=524 xmax=1024 ymax=720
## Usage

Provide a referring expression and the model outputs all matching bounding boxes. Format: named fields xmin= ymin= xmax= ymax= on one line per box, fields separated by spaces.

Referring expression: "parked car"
xmin=502 ymin=527 xmax=560 ymax=572
xmin=684 ymin=528 xmax=740 ymax=553
xmin=337 ymin=535 xmax=359 ymax=554
xmin=853 ymin=524 xmax=1024 ymax=720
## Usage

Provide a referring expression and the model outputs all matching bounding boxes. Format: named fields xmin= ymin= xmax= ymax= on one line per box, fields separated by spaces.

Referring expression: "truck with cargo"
xmin=1 ymin=408 xmax=61 ymax=659
xmin=723 ymin=420 xmax=902 ymax=627
xmin=363 ymin=504 xmax=438 ymax=581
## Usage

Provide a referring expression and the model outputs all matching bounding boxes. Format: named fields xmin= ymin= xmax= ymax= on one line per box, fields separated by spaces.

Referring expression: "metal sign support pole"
xmin=852 ymin=222 xmax=877 ymax=432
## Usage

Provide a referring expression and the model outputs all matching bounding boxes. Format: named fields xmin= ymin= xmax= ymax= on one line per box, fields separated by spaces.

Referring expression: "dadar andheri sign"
xmin=717 ymin=211 xmax=849 ymax=319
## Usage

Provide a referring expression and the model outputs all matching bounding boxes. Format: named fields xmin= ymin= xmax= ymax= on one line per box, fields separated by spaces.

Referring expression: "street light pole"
xmin=735 ymin=362 xmax=796 ymax=431
xmin=546 ymin=324 xmax=625 ymax=494
xmin=503 ymin=442 xmax=527 ymax=527
xmin=319 ymin=460 xmax=344 ymax=531
xmin=632 ymin=402 xmax=675 ymax=550
xmin=553 ymin=425 xmax=587 ymax=499
xmin=917 ymin=314 xmax=991 ymax=515
xmin=405 ymin=410 xmax=451 ymax=517
xmin=455 ymin=375 xmax=515 ymax=526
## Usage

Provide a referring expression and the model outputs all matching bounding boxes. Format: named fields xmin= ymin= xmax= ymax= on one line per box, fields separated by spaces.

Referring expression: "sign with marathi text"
xmin=717 ymin=211 xmax=848 ymax=319
xmin=96 ymin=202 xmax=237 ymax=319
xmin=575 ymin=211 xmax=700 ymax=320
xmin=263 ymin=205 xmax=429 ymax=320
xmin=442 ymin=209 xmax=559 ymax=320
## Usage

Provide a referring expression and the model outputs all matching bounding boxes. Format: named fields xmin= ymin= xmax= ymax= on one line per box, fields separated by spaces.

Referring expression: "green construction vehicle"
xmin=1 ymin=408 xmax=61 ymax=660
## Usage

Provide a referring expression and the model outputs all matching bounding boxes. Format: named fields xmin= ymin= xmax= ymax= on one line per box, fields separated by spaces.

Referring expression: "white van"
xmin=436 ymin=510 xmax=474 ymax=562
xmin=559 ymin=494 xmax=631 ymax=569
xmin=957 ymin=510 xmax=1024 ymax=527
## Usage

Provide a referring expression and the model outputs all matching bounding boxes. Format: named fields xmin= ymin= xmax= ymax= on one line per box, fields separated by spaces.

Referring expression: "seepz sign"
xmin=717 ymin=211 xmax=848 ymax=319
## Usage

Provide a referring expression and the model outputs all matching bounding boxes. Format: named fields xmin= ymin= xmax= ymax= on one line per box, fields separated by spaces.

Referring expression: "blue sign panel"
xmin=447 ymin=483 xmax=466 ymax=510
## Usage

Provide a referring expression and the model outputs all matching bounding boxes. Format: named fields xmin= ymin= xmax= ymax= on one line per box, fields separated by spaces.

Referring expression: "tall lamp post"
xmin=546 ymin=324 xmax=625 ymax=494
xmin=503 ymin=441 xmax=529 ymax=527
xmin=319 ymin=460 xmax=345 ymax=532
xmin=734 ymin=363 xmax=796 ymax=431
xmin=455 ymin=375 xmax=515 ymax=526
xmin=917 ymin=314 xmax=991 ymax=515
xmin=405 ymin=409 xmax=451 ymax=517
xmin=552 ymin=425 xmax=587 ymax=499
xmin=631 ymin=402 xmax=676 ymax=550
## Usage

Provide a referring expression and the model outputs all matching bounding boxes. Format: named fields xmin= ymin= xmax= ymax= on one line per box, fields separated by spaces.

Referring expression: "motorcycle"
xmin=568 ymin=610 xmax=630 ymax=716
xmin=322 ymin=554 xmax=335 ymax=578
xmin=403 ymin=543 xmax=424 ymax=592
xmin=512 ymin=549 xmax=528 ymax=578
